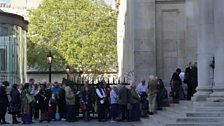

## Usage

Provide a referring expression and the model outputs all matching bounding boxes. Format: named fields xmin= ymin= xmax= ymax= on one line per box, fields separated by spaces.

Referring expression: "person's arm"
xmin=96 ymin=88 xmax=104 ymax=98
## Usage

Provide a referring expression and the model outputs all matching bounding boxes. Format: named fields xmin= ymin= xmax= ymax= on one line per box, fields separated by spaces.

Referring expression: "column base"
xmin=208 ymin=86 xmax=224 ymax=102
xmin=192 ymin=86 xmax=212 ymax=101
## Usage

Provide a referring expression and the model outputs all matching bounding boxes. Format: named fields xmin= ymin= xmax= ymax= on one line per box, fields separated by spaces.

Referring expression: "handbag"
xmin=80 ymin=103 xmax=87 ymax=110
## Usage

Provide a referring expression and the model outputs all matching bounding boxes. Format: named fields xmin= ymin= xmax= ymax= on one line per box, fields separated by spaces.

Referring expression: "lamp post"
xmin=66 ymin=65 xmax=70 ymax=80
xmin=47 ymin=51 xmax=53 ymax=83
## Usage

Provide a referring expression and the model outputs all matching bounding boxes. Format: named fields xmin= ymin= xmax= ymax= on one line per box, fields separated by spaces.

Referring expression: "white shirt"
xmin=179 ymin=72 xmax=185 ymax=82
xmin=96 ymin=88 xmax=106 ymax=99
xmin=137 ymin=83 xmax=148 ymax=94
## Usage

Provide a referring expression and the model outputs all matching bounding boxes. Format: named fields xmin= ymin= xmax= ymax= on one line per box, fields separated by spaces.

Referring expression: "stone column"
xmin=209 ymin=0 xmax=224 ymax=100
xmin=117 ymin=0 xmax=127 ymax=80
xmin=117 ymin=0 xmax=135 ymax=82
xmin=134 ymin=0 xmax=156 ymax=83
xmin=185 ymin=0 xmax=198 ymax=62
xmin=192 ymin=0 xmax=214 ymax=101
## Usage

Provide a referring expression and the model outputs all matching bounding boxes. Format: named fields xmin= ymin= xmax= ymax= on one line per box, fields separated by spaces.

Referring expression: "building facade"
xmin=0 ymin=11 xmax=28 ymax=85
xmin=117 ymin=0 xmax=224 ymax=100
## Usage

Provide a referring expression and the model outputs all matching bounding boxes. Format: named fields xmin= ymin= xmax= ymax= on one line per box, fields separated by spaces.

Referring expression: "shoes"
xmin=13 ymin=121 xmax=21 ymax=124
xmin=1 ymin=122 xmax=10 ymax=124
xmin=110 ymin=120 xmax=116 ymax=123
xmin=149 ymin=112 xmax=154 ymax=115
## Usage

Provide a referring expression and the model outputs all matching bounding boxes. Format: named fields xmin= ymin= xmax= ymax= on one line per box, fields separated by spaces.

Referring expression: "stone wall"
xmin=117 ymin=0 xmax=198 ymax=85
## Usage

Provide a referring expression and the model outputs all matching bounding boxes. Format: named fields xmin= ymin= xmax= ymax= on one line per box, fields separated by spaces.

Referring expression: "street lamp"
xmin=66 ymin=65 xmax=70 ymax=79
xmin=47 ymin=51 xmax=53 ymax=83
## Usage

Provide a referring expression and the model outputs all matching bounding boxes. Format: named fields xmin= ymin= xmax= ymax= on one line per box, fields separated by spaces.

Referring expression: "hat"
xmin=2 ymin=81 xmax=9 ymax=86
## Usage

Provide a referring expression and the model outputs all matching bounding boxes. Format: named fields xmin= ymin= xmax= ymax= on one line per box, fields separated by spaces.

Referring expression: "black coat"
xmin=36 ymin=89 xmax=51 ymax=112
xmin=9 ymin=88 xmax=21 ymax=114
xmin=0 ymin=85 xmax=9 ymax=106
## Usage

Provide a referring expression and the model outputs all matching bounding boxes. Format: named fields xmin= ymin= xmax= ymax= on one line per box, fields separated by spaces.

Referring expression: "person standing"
xmin=148 ymin=75 xmax=158 ymax=115
xmin=21 ymin=83 xmax=35 ymax=124
xmin=9 ymin=84 xmax=21 ymax=124
xmin=80 ymin=84 xmax=92 ymax=121
xmin=137 ymin=80 xmax=148 ymax=117
xmin=184 ymin=62 xmax=193 ymax=100
xmin=64 ymin=84 xmax=76 ymax=122
xmin=191 ymin=62 xmax=198 ymax=96
xmin=0 ymin=81 xmax=10 ymax=124
xmin=118 ymin=84 xmax=129 ymax=121
xmin=36 ymin=83 xmax=51 ymax=122
xmin=51 ymin=82 xmax=63 ymax=121
xmin=170 ymin=68 xmax=183 ymax=103
xmin=110 ymin=86 xmax=119 ymax=122
xmin=96 ymin=82 xmax=106 ymax=122
xmin=128 ymin=81 xmax=141 ymax=121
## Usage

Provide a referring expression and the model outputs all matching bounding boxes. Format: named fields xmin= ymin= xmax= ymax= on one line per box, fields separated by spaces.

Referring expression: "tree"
xmin=28 ymin=0 xmax=117 ymax=72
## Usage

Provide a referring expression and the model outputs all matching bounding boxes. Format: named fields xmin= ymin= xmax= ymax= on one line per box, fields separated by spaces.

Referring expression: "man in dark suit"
xmin=0 ymin=81 xmax=10 ymax=124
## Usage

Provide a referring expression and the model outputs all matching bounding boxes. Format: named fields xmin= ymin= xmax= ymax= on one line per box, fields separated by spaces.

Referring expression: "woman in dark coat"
xmin=0 ymin=81 xmax=10 ymax=124
xmin=36 ymin=83 xmax=51 ymax=122
xmin=170 ymin=68 xmax=185 ymax=103
xmin=9 ymin=84 xmax=21 ymax=124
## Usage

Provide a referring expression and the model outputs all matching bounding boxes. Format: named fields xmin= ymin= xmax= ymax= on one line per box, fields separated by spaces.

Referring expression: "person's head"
xmin=54 ymin=82 xmax=59 ymax=87
xmin=23 ymin=83 xmax=29 ymax=90
xmin=130 ymin=80 xmax=136 ymax=89
xmin=40 ymin=83 xmax=46 ymax=90
xmin=34 ymin=83 xmax=39 ymax=89
xmin=141 ymin=80 xmax=145 ymax=85
xmin=12 ymin=83 xmax=18 ymax=89
xmin=193 ymin=62 xmax=197 ymax=67
xmin=176 ymin=68 xmax=181 ymax=75
xmin=46 ymin=82 xmax=52 ymax=88
xmin=149 ymin=75 xmax=155 ymax=81
xmin=29 ymin=78 xmax=35 ymax=85
xmin=18 ymin=83 xmax=23 ymax=89
xmin=188 ymin=61 xmax=192 ymax=66
xmin=84 ymin=83 xmax=89 ymax=91
xmin=98 ymin=82 xmax=104 ymax=88
xmin=2 ymin=81 xmax=9 ymax=87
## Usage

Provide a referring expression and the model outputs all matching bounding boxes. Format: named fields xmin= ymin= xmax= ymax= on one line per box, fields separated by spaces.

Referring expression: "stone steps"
xmin=150 ymin=112 xmax=176 ymax=126
xmin=149 ymin=100 xmax=224 ymax=126
xmin=176 ymin=117 xmax=224 ymax=122
xmin=186 ymin=112 xmax=224 ymax=117
xmin=165 ymin=123 xmax=224 ymax=126
xmin=193 ymin=102 xmax=224 ymax=107
xmin=194 ymin=107 xmax=224 ymax=112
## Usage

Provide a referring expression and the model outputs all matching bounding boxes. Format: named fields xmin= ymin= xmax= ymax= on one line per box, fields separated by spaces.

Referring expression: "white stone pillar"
xmin=117 ymin=0 xmax=127 ymax=79
xmin=134 ymin=0 xmax=156 ymax=83
xmin=192 ymin=0 xmax=214 ymax=101
xmin=117 ymin=0 xmax=135 ymax=82
xmin=209 ymin=0 xmax=224 ymax=100
xmin=185 ymin=0 xmax=198 ymax=62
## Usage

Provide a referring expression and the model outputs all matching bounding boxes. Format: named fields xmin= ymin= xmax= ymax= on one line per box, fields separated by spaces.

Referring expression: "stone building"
xmin=117 ymin=0 xmax=224 ymax=100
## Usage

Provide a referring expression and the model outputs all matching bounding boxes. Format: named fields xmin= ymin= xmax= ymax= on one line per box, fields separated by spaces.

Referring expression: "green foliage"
xmin=28 ymin=0 xmax=117 ymax=72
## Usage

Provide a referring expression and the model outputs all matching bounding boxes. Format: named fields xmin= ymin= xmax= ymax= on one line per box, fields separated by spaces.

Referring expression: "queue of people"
xmin=0 ymin=63 xmax=197 ymax=125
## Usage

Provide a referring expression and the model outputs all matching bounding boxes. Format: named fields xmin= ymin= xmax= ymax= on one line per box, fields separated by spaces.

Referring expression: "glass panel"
xmin=0 ymin=23 xmax=27 ymax=86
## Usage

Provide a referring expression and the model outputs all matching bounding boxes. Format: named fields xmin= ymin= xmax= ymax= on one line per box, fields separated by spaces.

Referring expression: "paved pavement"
xmin=3 ymin=114 xmax=153 ymax=126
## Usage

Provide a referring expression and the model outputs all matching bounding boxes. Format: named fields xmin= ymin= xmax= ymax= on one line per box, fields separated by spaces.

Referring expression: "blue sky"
xmin=0 ymin=0 xmax=10 ymax=3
